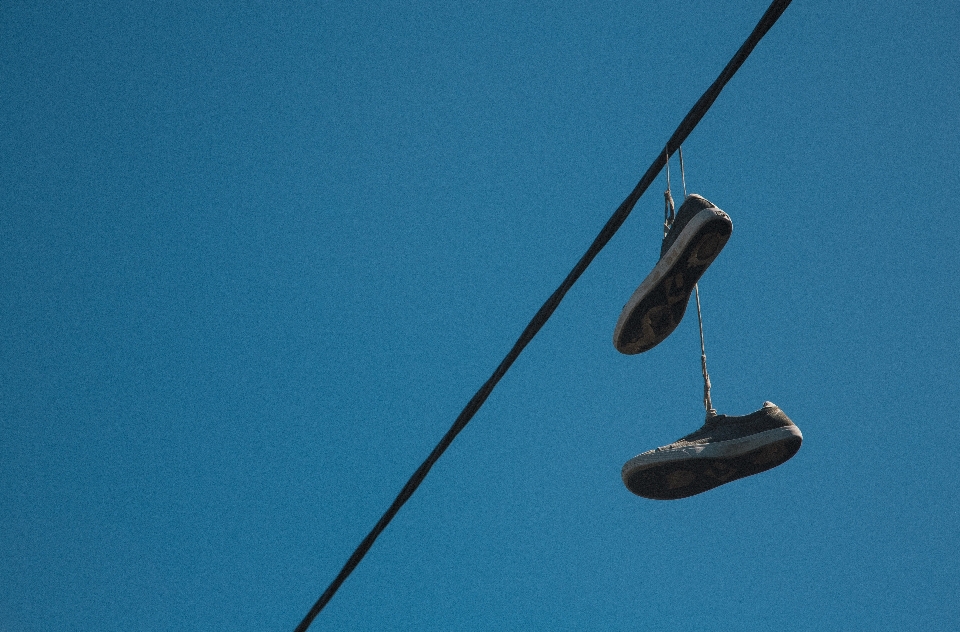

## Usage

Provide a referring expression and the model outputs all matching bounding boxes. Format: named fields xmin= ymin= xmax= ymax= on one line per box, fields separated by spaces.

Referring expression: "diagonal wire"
xmin=294 ymin=1 xmax=793 ymax=629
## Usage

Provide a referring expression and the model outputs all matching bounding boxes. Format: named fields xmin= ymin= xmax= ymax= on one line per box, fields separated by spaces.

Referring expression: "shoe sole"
xmin=621 ymin=425 xmax=803 ymax=500
xmin=613 ymin=208 xmax=732 ymax=354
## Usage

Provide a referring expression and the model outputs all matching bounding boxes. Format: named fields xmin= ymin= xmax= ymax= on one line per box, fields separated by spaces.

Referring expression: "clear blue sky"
xmin=3 ymin=1 xmax=959 ymax=630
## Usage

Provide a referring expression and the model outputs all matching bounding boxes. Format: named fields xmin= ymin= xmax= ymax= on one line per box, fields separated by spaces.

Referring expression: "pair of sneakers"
xmin=614 ymin=194 xmax=802 ymax=500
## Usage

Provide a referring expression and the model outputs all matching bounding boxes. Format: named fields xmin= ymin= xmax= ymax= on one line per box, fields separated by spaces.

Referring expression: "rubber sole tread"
xmin=624 ymin=435 xmax=802 ymax=500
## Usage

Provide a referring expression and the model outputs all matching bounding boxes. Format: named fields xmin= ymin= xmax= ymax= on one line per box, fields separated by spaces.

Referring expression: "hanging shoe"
xmin=621 ymin=402 xmax=802 ymax=500
xmin=613 ymin=194 xmax=732 ymax=354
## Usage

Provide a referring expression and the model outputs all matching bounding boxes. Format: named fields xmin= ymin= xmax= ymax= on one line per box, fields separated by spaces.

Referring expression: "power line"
xmin=294 ymin=1 xmax=794 ymax=629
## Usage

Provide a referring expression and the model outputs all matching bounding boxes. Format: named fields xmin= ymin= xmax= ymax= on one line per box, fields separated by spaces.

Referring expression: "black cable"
xmin=294 ymin=1 xmax=793 ymax=629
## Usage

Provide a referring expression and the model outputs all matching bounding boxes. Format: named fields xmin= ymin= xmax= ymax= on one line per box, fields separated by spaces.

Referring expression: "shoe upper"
xmin=621 ymin=402 xmax=803 ymax=500
xmin=655 ymin=402 xmax=797 ymax=452
xmin=660 ymin=194 xmax=720 ymax=258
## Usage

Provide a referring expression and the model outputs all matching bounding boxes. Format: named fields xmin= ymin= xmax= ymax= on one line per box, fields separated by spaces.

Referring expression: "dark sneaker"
xmin=621 ymin=402 xmax=802 ymax=500
xmin=613 ymin=194 xmax=732 ymax=354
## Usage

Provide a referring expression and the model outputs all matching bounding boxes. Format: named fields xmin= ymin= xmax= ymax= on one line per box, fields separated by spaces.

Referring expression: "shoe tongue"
xmin=704 ymin=411 xmax=724 ymax=426
xmin=660 ymin=194 xmax=711 ymax=257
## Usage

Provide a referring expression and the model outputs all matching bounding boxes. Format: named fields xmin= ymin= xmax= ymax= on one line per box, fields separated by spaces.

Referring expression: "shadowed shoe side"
xmin=613 ymin=194 xmax=732 ymax=355
xmin=621 ymin=402 xmax=803 ymax=500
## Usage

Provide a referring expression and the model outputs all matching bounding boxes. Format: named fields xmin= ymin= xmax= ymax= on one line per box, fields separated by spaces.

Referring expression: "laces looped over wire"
xmin=695 ymin=285 xmax=716 ymax=417
xmin=664 ymin=147 xmax=715 ymax=417
xmin=663 ymin=146 xmax=675 ymax=239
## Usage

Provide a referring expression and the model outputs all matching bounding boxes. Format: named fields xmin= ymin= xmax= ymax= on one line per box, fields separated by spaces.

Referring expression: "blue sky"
xmin=2 ymin=1 xmax=959 ymax=630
